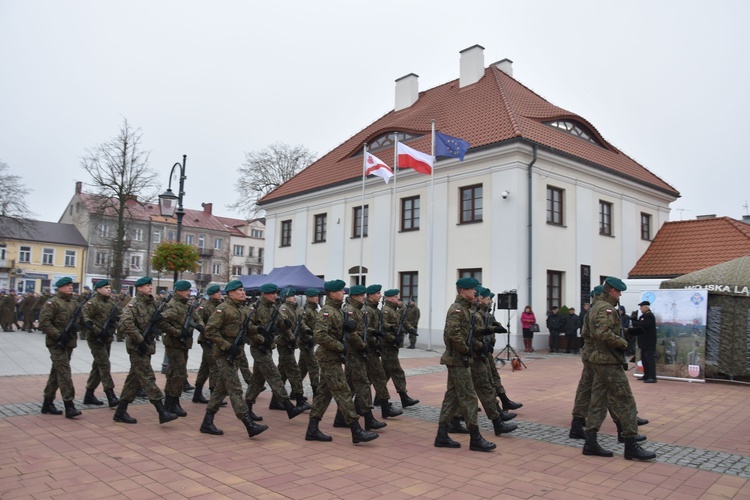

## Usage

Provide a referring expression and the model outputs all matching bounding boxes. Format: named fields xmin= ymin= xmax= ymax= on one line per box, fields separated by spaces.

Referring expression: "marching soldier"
xmin=39 ymin=277 xmax=82 ymax=418
xmin=380 ymin=289 xmax=419 ymax=409
xmin=20 ymin=292 xmax=37 ymax=332
xmin=77 ymin=286 xmax=92 ymax=339
xmin=81 ymin=279 xmax=121 ymax=407
xmin=270 ymin=288 xmax=310 ymax=411
xmin=193 ymin=284 xmax=222 ymax=403
xmin=404 ymin=298 xmax=420 ymax=349
xmin=364 ymin=285 xmax=402 ymax=420
xmin=298 ymin=288 xmax=321 ymax=397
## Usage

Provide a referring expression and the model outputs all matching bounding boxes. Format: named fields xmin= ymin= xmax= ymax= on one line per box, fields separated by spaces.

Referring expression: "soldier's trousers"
xmin=310 ymin=359 xmax=357 ymax=424
xmin=277 ymin=345 xmax=304 ymax=395
xmin=485 ymin=353 xmax=506 ymax=396
xmin=585 ymin=363 xmax=638 ymax=437
xmin=207 ymin=356 xmax=248 ymax=419
xmin=195 ymin=342 xmax=214 ymax=389
xmin=345 ymin=352 xmax=373 ymax=411
xmin=298 ymin=346 xmax=319 ymax=390
xmin=572 ymin=358 xmax=621 ymax=422
xmin=381 ymin=346 xmax=407 ymax=393
xmin=245 ymin=345 xmax=290 ymax=403
xmin=237 ymin=349 xmax=253 ymax=385
xmin=22 ymin=313 xmax=34 ymax=331
xmin=438 ymin=365 xmax=478 ymax=427
xmin=470 ymin=357 xmax=500 ymax=420
xmin=365 ymin=352 xmax=391 ymax=401
xmin=43 ymin=346 xmax=76 ymax=402
xmin=164 ymin=346 xmax=188 ymax=398
xmin=120 ymin=351 xmax=164 ymax=403
xmin=85 ymin=339 xmax=115 ymax=391
xmin=408 ymin=332 xmax=418 ymax=346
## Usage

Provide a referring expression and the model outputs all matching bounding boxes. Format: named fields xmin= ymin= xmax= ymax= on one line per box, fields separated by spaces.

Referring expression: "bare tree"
xmin=0 ymin=161 xmax=37 ymax=238
xmin=231 ymin=143 xmax=317 ymax=217
xmin=81 ymin=118 xmax=159 ymax=291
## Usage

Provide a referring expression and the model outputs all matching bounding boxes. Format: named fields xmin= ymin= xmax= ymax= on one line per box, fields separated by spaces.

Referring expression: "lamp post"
xmin=158 ymin=154 xmax=187 ymax=284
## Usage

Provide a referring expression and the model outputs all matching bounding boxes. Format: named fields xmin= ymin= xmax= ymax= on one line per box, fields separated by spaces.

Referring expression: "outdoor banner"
xmin=640 ymin=289 xmax=708 ymax=381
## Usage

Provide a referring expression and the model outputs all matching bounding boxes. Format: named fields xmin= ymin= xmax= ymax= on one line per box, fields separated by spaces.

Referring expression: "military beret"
xmin=281 ymin=287 xmax=296 ymax=298
xmin=94 ymin=279 xmax=109 ymax=290
xmin=206 ymin=285 xmax=221 ymax=295
xmin=324 ymin=279 xmax=346 ymax=292
xmin=135 ymin=276 xmax=152 ymax=287
xmin=604 ymin=276 xmax=627 ymax=292
xmin=384 ymin=289 xmax=399 ymax=297
xmin=225 ymin=280 xmax=244 ymax=292
xmin=479 ymin=288 xmax=491 ymax=298
xmin=349 ymin=285 xmax=367 ymax=295
xmin=304 ymin=288 xmax=320 ymax=297
xmin=592 ymin=285 xmax=604 ymax=296
xmin=456 ymin=277 xmax=479 ymax=289
xmin=259 ymin=283 xmax=279 ymax=294
xmin=174 ymin=280 xmax=191 ymax=291
xmin=490 ymin=292 xmax=495 ymax=299
xmin=638 ymin=300 xmax=651 ymax=306
xmin=366 ymin=284 xmax=382 ymax=294
xmin=55 ymin=277 xmax=73 ymax=287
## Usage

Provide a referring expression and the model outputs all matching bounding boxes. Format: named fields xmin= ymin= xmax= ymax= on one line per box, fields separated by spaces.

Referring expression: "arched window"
xmin=363 ymin=132 xmax=422 ymax=154
xmin=545 ymin=120 xmax=603 ymax=147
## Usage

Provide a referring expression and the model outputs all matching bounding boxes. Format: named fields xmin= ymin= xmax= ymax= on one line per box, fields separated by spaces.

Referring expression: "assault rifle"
xmin=56 ymin=292 xmax=90 ymax=348
xmin=258 ymin=298 xmax=283 ymax=354
xmin=616 ymin=300 xmax=629 ymax=371
xmin=96 ymin=293 xmax=127 ymax=344
xmin=340 ymin=297 xmax=355 ymax=362
xmin=180 ymin=295 xmax=203 ymax=342
xmin=393 ymin=300 xmax=411 ymax=349
xmin=481 ymin=301 xmax=496 ymax=354
xmin=137 ymin=293 xmax=172 ymax=356
xmin=291 ymin=308 xmax=303 ymax=351
xmin=361 ymin=302 xmax=369 ymax=359
xmin=227 ymin=302 xmax=256 ymax=362
xmin=464 ymin=299 xmax=479 ymax=364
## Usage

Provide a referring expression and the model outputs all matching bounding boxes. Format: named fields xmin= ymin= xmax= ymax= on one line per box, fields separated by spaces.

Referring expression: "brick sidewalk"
xmin=1 ymin=351 xmax=749 ymax=499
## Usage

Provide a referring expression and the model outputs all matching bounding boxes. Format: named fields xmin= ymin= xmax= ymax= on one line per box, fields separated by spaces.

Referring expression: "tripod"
xmin=495 ymin=310 xmax=527 ymax=369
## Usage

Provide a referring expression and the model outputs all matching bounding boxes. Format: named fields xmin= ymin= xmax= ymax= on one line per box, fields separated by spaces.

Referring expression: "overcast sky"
xmin=1 ymin=0 xmax=748 ymax=224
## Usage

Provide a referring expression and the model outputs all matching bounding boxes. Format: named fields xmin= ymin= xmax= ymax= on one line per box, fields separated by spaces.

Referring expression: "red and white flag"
xmin=365 ymin=152 xmax=393 ymax=184
xmin=397 ymin=142 xmax=433 ymax=175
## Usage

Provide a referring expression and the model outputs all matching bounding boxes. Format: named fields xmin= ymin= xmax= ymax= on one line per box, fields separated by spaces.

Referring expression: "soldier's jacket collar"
xmin=350 ymin=300 xmax=363 ymax=310
xmin=456 ymin=296 xmax=474 ymax=309
xmin=209 ymin=297 xmax=222 ymax=305
xmin=603 ymin=295 xmax=618 ymax=306
xmin=384 ymin=301 xmax=398 ymax=311
xmin=367 ymin=299 xmax=379 ymax=308
xmin=226 ymin=296 xmax=244 ymax=307
xmin=56 ymin=292 xmax=72 ymax=302
xmin=174 ymin=295 xmax=189 ymax=304
xmin=326 ymin=297 xmax=343 ymax=309
xmin=135 ymin=291 xmax=154 ymax=304
xmin=260 ymin=296 xmax=277 ymax=307
xmin=305 ymin=302 xmax=318 ymax=310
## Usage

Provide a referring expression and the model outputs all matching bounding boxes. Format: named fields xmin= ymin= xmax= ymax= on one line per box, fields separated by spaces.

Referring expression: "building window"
xmin=258 ymin=248 xmax=264 ymax=262
xmin=98 ymin=224 xmax=109 ymax=238
xmin=64 ymin=250 xmax=76 ymax=267
xmin=153 ymin=230 xmax=162 ymax=244
xmin=248 ymin=246 xmax=255 ymax=257
xmin=458 ymin=268 xmax=482 ymax=284
xmin=185 ymin=234 xmax=194 ymax=245
xmin=95 ymin=251 xmax=108 ymax=267
xmin=19 ymin=246 xmax=31 ymax=263
xmin=232 ymin=265 xmax=243 ymax=276
xmin=547 ymin=186 xmax=564 ymax=225
xmin=212 ymin=262 xmax=221 ymax=275
xmin=366 ymin=131 xmax=421 ymax=154
xmin=547 ymin=270 xmax=563 ymax=312
xmin=0 ymin=244 xmax=7 ymax=261
xmin=352 ymin=205 xmax=369 ymax=238
xmin=42 ymin=248 xmax=54 ymax=265
xmin=400 ymin=272 xmax=418 ymax=303
xmin=599 ymin=200 xmax=613 ymax=236
xmin=314 ymin=214 xmax=327 ymax=243
xmin=545 ymin=120 xmax=603 ymax=147
xmin=401 ymin=196 xmax=420 ymax=231
xmin=168 ymin=230 xmax=176 ymax=242
xmin=459 ymin=184 xmax=483 ymax=224
xmin=198 ymin=235 xmax=205 ymax=248
xmin=133 ymin=228 xmax=143 ymax=241
xmin=130 ymin=255 xmax=141 ymax=270
xmin=233 ymin=245 xmax=244 ymax=256
xmin=640 ymin=213 xmax=652 ymax=240
xmin=281 ymin=220 xmax=292 ymax=247
xmin=251 ymin=229 xmax=263 ymax=238
xmin=214 ymin=238 xmax=223 ymax=250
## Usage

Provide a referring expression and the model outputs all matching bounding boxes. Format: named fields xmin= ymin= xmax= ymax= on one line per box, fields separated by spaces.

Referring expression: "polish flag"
xmin=397 ymin=142 xmax=433 ymax=175
xmin=365 ymin=152 xmax=393 ymax=184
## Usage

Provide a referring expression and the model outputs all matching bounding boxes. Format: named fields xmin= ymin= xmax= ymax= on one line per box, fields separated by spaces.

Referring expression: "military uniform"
xmin=194 ymin=293 xmax=223 ymax=402
xmin=404 ymin=302 xmax=421 ymax=348
xmin=364 ymin=294 xmax=402 ymax=419
xmin=1 ymin=291 xmax=18 ymax=331
xmin=275 ymin=295 xmax=307 ymax=407
xmin=20 ymin=293 xmax=37 ymax=331
xmin=298 ymin=295 xmax=320 ymax=394
xmin=380 ymin=293 xmax=418 ymax=408
xmin=81 ymin=283 xmax=121 ymax=407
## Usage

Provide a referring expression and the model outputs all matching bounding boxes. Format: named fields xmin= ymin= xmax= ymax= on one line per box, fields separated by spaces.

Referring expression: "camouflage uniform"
xmin=468 ymin=306 xmax=501 ymax=421
xmin=380 ymin=301 xmax=410 ymax=393
xmin=20 ymin=293 xmax=37 ymax=331
xmin=364 ymin=299 xmax=392 ymax=403
xmin=159 ymin=295 xmax=203 ymax=400
xmin=118 ymin=292 xmax=163 ymax=403
xmin=298 ymin=301 xmax=320 ymax=392
xmin=1 ymin=292 xmax=18 ymax=331
xmin=34 ymin=293 xmax=49 ymax=328
xmin=82 ymin=292 xmax=118 ymax=393
xmin=572 ymin=297 xmax=599 ymax=420
xmin=40 ymin=292 xmax=78 ymax=402
xmin=404 ymin=303 xmax=421 ymax=347
xmin=196 ymin=297 xmax=222 ymax=391
xmin=276 ymin=300 xmax=305 ymax=399
xmin=344 ymin=299 xmax=372 ymax=412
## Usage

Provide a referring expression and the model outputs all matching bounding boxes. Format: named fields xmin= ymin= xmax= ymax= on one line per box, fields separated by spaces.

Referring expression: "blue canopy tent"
xmin=238 ymin=265 xmax=326 ymax=294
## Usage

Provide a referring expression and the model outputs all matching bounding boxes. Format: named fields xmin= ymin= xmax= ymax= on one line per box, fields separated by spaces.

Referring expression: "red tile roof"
xmin=259 ymin=65 xmax=679 ymax=204
xmin=629 ymin=217 xmax=750 ymax=278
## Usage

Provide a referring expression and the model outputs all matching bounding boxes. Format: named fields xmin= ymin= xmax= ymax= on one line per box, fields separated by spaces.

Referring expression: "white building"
xmin=257 ymin=45 xmax=679 ymax=349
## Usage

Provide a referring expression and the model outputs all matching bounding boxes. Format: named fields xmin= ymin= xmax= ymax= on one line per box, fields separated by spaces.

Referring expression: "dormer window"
xmin=545 ymin=120 xmax=603 ymax=147
xmin=364 ymin=132 xmax=422 ymax=154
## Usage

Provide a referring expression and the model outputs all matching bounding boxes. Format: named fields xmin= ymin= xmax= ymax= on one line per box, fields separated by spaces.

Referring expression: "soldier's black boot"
xmin=269 ymin=394 xmax=286 ymax=411
xmin=364 ymin=410 xmax=387 ymax=430
xmin=582 ymin=430 xmax=613 ymax=457
xmin=152 ymin=400 xmax=178 ymax=424
xmin=241 ymin=414 xmax=268 ymax=437
xmin=624 ymin=436 xmax=657 ymax=461
xmin=83 ymin=388 xmax=104 ymax=406
xmin=398 ymin=392 xmax=419 ymax=408
xmin=408 ymin=341 xmax=415 ymax=349
xmin=380 ymin=399 xmax=403 ymax=419
xmin=64 ymin=400 xmax=81 ymax=419
xmin=113 ymin=401 xmax=137 ymax=424
xmin=192 ymin=385 xmax=208 ymax=404
xmin=333 ymin=409 xmax=348 ymax=428
xmin=637 ymin=416 xmax=649 ymax=426
xmin=569 ymin=417 xmax=586 ymax=439
xmin=492 ymin=416 xmax=518 ymax=435
xmin=246 ymin=401 xmax=263 ymax=421
xmin=499 ymin=393 xmax=523 ymax=411
xmin=199 ymin=410 xmax=223 ymax=435
xmin=615 ymin=421 xmax=647 ymax=443
xmin=41 ymin=398 xmax=63 ymax=415
xmin=282 ymin=398 xmax=305 ymax=420
xmin=350 ymin=420 xmax=379 ymax=444
xmin=165 ymin=395 xmax=187 ymax=417
xmin=183 ymin=380 xmax=194 ymax=392
xmin=294 ymin=393 xmax=311 ymax=411
xmin=104 ymin=389 xmax=120 ymax=408
xmin=496 ymin=402 xmax=517 ymax=421
xmin=434 ymin=424 xmax=461 ymax=448
xmin=447 ymin=417 xmax=469 ymax=434
xmin=305 ymin=418 xmax=333 ymax=442
xmin=468 ymin=425 xmax=496 ymax=452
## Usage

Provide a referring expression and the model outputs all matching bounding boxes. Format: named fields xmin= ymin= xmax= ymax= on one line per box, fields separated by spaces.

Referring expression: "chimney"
xmin=742 ymin=215 xmax=750 ymax=225
xmin=696 ymin=214 xmax=717 ymax=220
xmin=394 ymin=73 xmax=419 ymax=111
xmin=494 ymin=58 xmax=513 ymax=77
xmin=202 ymin=202 xmax=212 ymax=214
xmin=75 ymin=181 xmax=82 ymax=194
xmin=459 ymin=44 xmax=485 ymax=88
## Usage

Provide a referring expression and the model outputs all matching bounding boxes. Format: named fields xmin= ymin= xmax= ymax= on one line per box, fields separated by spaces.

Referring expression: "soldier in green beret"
xmin=39 ymin=277 xmax=82 ymax=418
xmin=193 ymin=284 xmax=223 ymax=404
xmin=77 ymin=286 xmax=92 ymax=339
xmin=270 ymin=287 xmax=310 ymax=411
xmin=81 ymin=279 xmax=122 ymax=408
xmin=20 ymin=291 xmax=37 ymax=332
xmin=114 ymin=276 xmax=178 ymax=425
xmin=364 ymin=284 xmax=402 ymax=420
xmin=380 ymin=289 xmax=419 ymax=409
xmin=298 ymin=288 xmax=321 ymax=396
xmin=304 ymin=279 xmax=378 ymax=443
xmin=159 ymin=280 xmax=204 ymax=417
xmin=199 ymin=280 xmax=268 ymax=438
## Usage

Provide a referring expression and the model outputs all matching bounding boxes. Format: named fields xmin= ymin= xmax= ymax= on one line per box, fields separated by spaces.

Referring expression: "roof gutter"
xmin=528 ymin=144 xmax=538 ymax=309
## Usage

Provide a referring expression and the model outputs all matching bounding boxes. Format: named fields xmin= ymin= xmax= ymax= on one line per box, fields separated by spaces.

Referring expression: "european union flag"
xmin=435 ymin=131 xmax=470 ymax=161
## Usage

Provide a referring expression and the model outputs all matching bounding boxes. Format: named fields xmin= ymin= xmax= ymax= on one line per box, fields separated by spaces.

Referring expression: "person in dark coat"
xmin=564 ymin=307 xmax=580 ymax=354
xmin=631 ymin=301 xmax=657 ymax=383
xmin=546 ymin=306 xmax=565 ymax=353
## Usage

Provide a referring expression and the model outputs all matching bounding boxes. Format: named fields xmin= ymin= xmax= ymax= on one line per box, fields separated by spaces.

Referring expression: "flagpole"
xmin=390 ymin=134 xmax=398 ymax=289
xmin=360 ymin=143 xmax=367 ymax=285
xmin=427 ymin=121 xmax=436 ymax=351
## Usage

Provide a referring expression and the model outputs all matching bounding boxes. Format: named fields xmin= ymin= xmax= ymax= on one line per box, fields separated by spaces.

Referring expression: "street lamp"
xmin=158 ymin=154 xmax=187 ymax=284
